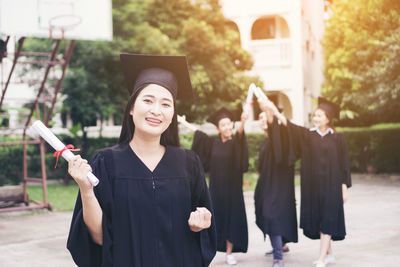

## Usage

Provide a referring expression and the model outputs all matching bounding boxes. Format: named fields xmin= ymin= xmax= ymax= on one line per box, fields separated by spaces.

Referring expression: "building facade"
xmin=221 ymin=0 xmax=326 ymax=126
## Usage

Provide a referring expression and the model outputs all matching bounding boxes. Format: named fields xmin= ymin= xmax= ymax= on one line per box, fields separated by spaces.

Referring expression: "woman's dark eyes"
xmin=143 ymin=99 xmax=171 ymax=107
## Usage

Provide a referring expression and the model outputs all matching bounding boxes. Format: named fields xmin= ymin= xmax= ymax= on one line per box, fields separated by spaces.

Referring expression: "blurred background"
xmin=0 ymin=0 xmax=399 ymax=209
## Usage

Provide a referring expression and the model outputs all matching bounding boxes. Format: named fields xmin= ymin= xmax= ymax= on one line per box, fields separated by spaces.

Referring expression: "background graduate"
xmin=259 ymin=97 xmax=351 ymax=267
xmin=254 ymin=111 xmax=298 ymax=267
xmin=179 ymin=107 xmax=249 ymax=266
xmin=67 ymin=54 xmax=217 ymax=267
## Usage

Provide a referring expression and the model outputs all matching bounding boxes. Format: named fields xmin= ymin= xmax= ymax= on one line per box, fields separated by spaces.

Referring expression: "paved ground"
xmin=0 ymin=174 xmax=399 ymax=267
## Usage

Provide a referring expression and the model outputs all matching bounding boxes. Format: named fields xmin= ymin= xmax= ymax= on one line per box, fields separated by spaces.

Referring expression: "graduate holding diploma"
xmin=67 ymin=54 xmax=217 ymax=267
xmin=254 ymin=110 xmax=297 ymax=267
xmin=258 ymin=97 xmax=351 ymax=267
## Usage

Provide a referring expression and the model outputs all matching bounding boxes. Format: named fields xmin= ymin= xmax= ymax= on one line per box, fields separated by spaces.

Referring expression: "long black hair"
xmin=118 ymin=85 xmax=180 ymax=146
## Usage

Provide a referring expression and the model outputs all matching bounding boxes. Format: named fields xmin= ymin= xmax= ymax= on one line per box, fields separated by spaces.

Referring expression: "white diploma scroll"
xmin=253 ymin=86 xmax=268 ymax=101
xmin=244 ymin=83 xmax=256 ymax=113
xmin=31 ymin=120 xmax=99 ymax=186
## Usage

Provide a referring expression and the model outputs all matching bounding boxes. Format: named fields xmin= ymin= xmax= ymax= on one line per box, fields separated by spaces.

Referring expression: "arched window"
xmin=225 ymin=20 xmax=241 ymax=43
xmin=251 ymin=17 xmax=275 ymax=40
xmin=277 ymin=17 xmax=290 ymax=38
xmin=272 ymin=91 xmax=293 ymax=119
xmin=251 ymin=16 xmax=290 ymax=40
xmin=226 ymin=20 xmax=239 ymax=33
xmin=254 ymin=91 xmax=293 ymax=119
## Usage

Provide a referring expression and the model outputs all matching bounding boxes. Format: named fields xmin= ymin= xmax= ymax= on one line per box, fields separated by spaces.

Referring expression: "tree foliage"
xmin=323 ymin=0 xmax=400 ymax=125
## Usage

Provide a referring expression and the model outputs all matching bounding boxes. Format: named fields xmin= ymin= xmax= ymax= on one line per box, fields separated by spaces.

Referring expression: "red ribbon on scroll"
xmin=53 ymin=144 xmax=80 ymax=168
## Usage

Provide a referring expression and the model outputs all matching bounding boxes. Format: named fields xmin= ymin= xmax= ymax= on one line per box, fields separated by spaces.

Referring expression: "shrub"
xmin=0 ymin=145 xmax=24 ymax=185
xmin=1 ymin=124 xmax=399 ymax=185
xmin=341 ymin=128 xmax=400 ymax=173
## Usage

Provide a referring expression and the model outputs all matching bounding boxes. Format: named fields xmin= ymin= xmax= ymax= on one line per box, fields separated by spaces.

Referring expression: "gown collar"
xmin=310 ymin=127 xmax=334 ymax=137
xmin=126 ymin=143 xmax=169 ymax=174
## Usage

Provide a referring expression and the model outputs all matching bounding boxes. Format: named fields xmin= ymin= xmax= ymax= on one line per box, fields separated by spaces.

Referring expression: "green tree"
xmin=63 ymin=0 xmax=258 ymax=126
xmin=322 ymin=0 xmax=400 ymax=126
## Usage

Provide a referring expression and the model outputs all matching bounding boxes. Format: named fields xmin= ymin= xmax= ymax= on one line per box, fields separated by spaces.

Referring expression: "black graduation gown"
xmin=192 ymin=130 xmax=248 ymax=253
xmin=254 ymin=119 xmax=298 ymax=244
xmin=286 ymin=121 xmax=352 ymax=241
xmin=67 ymin=144 xmax=217 ymax=267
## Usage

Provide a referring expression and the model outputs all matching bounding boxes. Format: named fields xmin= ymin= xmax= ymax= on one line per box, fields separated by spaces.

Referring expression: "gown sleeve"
xmin=186 ymin=149 xmax=217 ymax=266
xmin=234 ymin=130 xmax=249 ymax=173
xmin=257 ymin=139 xmax=267 ymax=173
xmin=338 ymin=133 xmax=352 ymax=188
xmin=267 ymin=117 xmax=283 ymax=165
xmin=191 ymin=130 xmax=214 ymax=172
xmin=67 ymin=150 xmax=114 ymax=267
xmin=286 ymin=120 xmax=309 ymax=165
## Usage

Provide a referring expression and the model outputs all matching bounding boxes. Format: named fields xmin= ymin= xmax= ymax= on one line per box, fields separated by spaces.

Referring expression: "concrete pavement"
xmin=0 ymin=174 xmax=399 ymax=267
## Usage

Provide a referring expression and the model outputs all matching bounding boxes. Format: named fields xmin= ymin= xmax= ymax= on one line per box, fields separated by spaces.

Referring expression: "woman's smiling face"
xmin=217 ymin=117 xmax=233 ymax=140
xmin=312 ymin=108 xmax=330 ymax=129
xmin=130 ymin=84 xmax=175 ymax=138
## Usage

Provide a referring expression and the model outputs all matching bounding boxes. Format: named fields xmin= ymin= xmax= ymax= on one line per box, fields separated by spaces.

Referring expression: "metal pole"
xmin=39 ymin=138 xmax=48 ymax=205
xmin=45 ymin=40 xmax=75 ymax=125
xmin=23 ymin=39 xmax=60 ymax=130
xmin=22 ymin=133 xmax=28 ymax=205
xmin=0 ymin=37 xmax=25 ymax=110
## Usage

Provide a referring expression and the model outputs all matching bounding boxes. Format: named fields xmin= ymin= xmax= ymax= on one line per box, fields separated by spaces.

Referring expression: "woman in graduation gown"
xmin=66 ymin=54 xmax=217 ymax=267
xmin=254 ymin=111 xmax=297 ymax=267
xmin=179 ymin=107 xmax=249 ymax=265
xmin=259 ymin=97 xmax=351 ymax=267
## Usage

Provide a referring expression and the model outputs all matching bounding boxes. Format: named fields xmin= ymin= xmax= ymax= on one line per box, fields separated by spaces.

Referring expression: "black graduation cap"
xmin=120 ymin=53 xmax=194 ymax=100
xmin=207 ymin=107 xmax=241 ymax=127
xmin=318 ymin=97 xmax=340 ymax=119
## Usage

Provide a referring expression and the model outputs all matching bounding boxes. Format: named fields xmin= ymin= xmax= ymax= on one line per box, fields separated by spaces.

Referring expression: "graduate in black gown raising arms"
xmin=254 ymin=111 xmax=298 ymax=267
xmin=179 ymin=107 xmax=249 ymax=266
xmin=66 ymin=54 xmax=216 ymax=267
xmin=258 ymin=97 xmax=351 ymax=267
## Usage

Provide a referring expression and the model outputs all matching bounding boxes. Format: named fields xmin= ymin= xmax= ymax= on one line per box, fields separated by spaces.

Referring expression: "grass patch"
xmin=28 ymin=183 xmax=79 ymax=211
xmin=243 ymin=172 xmax=259 ymax=191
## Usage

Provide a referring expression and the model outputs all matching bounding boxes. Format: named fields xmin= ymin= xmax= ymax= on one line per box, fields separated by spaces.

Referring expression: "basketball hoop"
xmin=48 ymin=15 xmax=82 ymax=40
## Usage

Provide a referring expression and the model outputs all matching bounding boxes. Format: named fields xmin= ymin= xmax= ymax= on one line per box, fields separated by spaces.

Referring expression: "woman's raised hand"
xmin=188 ymin=207 xmax=212 ymax=232
xmin=258 ymin=98 xmax=278 ymax=114
xmin=177 ymin=114 xmax=198 ymax=132
xmin=177 ymin=114 xmax=186 ymax=124
xmin=68 ymin=155 xmax=93 ymax=192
